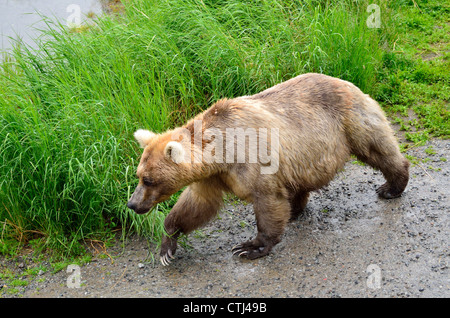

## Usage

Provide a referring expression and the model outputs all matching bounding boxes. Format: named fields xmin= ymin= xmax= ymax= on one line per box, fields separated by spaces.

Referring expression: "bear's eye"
xmin=143 ymin=178 xmax=155 ymax=187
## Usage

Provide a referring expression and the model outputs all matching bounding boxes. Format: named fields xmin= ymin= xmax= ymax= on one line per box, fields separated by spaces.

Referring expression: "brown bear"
xmin=127 ymin=73 xmax=409 ymax=266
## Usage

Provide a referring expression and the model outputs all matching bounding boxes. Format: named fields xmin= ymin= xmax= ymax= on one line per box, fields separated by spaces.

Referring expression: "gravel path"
xmin=1 ymin=139 xmax=448 ymax=298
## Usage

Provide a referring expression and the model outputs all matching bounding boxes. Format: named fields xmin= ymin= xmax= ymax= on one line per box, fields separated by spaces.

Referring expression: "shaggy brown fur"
xmin=127 ymin=73 xmax=409 ymax=265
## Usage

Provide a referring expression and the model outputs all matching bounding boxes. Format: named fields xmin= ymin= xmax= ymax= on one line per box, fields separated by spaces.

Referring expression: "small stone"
xmin=138 ymin=263 xmax=145 ymax=268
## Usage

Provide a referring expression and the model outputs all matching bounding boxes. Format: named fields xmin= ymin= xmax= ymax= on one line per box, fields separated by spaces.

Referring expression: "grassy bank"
xmin=0 ymin=0 xmax=447 ymax=258
xmin=375 ymin=0 xmax=449 ymax=143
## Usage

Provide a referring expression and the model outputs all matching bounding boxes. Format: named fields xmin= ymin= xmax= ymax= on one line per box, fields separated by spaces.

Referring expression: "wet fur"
xmin=130 ymin=73 xmax=410 ymax=264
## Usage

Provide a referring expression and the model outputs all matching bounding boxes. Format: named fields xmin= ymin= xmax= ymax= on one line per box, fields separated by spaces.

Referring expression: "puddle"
xmin=0 ymin=0 xmax=104 ymax=53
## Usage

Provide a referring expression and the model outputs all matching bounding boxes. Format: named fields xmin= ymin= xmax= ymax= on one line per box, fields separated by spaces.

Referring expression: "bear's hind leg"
xmin=354 ymin=145 xmax=409 ymax=199
xmin=374 ymin=156 xmax=409 ymax=199
xmin=232 ymin=193 xmax=291 ymax=259
xmin=289 ymin=191 xmax=309 ymax=221
xmin=347 ymin=99 xmax=410 ymax=199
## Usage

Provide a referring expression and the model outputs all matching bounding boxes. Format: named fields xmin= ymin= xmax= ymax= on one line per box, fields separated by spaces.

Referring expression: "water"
xmin=0 ymin=0 xmax=103 ymax=53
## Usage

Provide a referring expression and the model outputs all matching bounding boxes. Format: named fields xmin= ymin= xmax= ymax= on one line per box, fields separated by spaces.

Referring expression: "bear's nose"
xmin=127 ymin=200 xmax=137 ymax=211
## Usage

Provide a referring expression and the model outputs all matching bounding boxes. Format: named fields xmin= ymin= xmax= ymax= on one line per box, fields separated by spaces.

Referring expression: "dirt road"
xmin=1 ymin=139 xmax=448 ymax=298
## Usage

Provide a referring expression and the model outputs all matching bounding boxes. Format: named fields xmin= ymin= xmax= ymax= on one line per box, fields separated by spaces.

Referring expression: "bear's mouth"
xmin=134 ymin=207 xmax=152 ymax=214
xmin=127 ymin=199 xmax=154 ymax=214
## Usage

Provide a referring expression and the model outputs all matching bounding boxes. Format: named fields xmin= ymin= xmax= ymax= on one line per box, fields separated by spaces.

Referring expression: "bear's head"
xmin=127 ymin=129 xmax=188 ymax=214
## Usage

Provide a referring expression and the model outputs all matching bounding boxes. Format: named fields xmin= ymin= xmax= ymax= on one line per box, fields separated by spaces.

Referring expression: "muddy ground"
xmin=1 ymin=139 xmax=448 ymax=298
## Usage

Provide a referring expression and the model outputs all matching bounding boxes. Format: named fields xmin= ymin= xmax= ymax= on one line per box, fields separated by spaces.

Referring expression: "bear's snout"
xmin=126 ymin=200 xmax=137 ymax=211
xmin=126 ymin=198 xmax=152 ymax=214
xmin=127 ymin=185 xmax=154 ymax=214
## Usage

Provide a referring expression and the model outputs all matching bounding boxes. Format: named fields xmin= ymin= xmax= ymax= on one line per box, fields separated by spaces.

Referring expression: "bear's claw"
xmin=231 ymin=244 xmax=247 ymax=257
xmin=160 ymin=249 xmax=174 ymax=266
xmin=160 ymin=233 xmax=178 ymax=266
xmin=231 ymin=243 xmax=269 ymax=260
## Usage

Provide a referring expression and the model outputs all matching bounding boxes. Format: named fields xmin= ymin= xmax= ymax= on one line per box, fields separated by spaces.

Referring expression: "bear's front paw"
xmin=231 ymin=240 xmax=272 ymax=260
xmin=160 ymin=235 xmax=178 ymax=266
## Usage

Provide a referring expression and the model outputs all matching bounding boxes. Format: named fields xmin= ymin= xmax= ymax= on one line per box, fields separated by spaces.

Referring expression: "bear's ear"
xmin=134 ymin=129 xmax=156 ymax=148
xmin=164 ymin=141 xmax=185 ymax=164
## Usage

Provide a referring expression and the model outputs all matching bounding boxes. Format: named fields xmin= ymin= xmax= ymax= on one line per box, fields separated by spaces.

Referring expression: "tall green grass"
xmin=0 ymin=0 xmax=394 ymax=256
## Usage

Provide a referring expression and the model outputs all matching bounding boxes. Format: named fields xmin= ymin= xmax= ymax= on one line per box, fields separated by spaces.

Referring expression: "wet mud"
xmin=1 ymin=139 xmax=448 ymax=298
